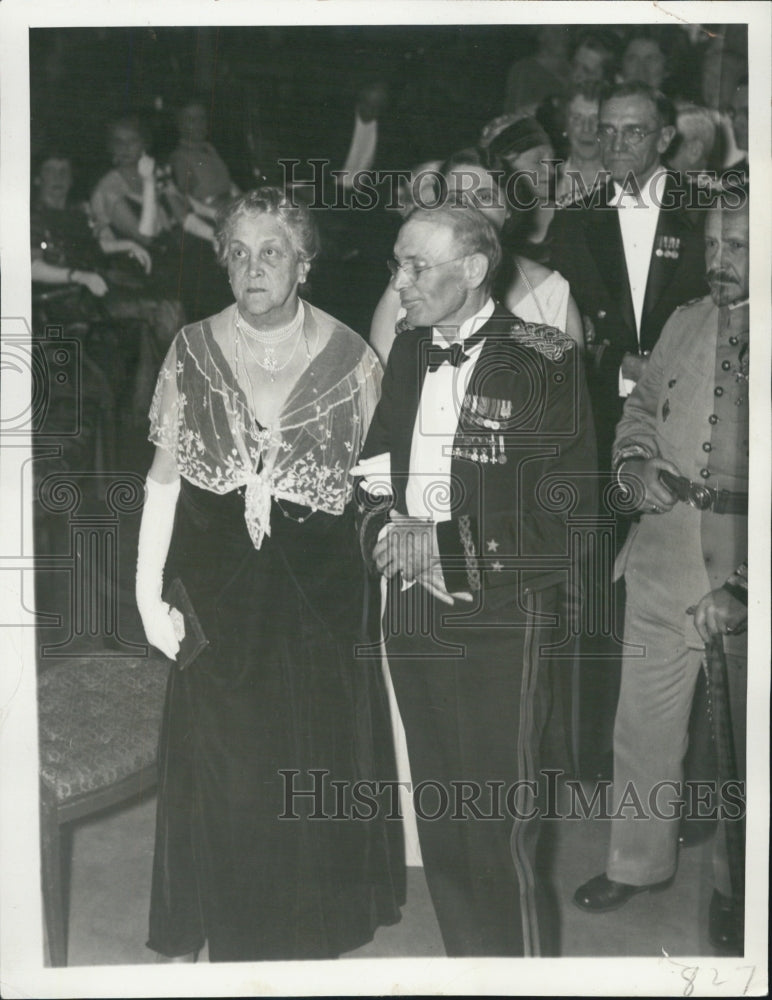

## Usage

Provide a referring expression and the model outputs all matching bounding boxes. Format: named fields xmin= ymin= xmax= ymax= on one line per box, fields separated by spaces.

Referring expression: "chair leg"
xmin=40 ymin=792 xmax=67 ymax=966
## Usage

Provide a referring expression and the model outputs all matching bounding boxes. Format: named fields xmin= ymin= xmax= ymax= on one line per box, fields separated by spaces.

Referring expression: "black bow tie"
xmin=425 ymin=327 xmax=490 ymax=372
xmin=427 ymin=342 xmax=468 ymax=371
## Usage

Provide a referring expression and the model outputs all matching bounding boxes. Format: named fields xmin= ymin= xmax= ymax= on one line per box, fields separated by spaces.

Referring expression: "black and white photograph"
xmin=0 ymin=2 xmax=769 ymax=996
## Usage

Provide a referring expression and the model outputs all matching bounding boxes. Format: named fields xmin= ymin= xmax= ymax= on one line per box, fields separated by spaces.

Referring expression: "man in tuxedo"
xmin=355 ymin=204 xmax=596 ymax=956
xmin=309 ymin=78 xmax=408 ymax=333
xmin=549 ymin=81 xmax=708 ymax=467
xmin=548 ymin=82 xmax=709 ymax=778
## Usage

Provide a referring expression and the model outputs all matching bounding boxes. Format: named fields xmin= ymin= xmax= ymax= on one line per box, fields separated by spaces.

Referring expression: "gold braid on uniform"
xmin=508 ymin=320 xmax=576 ymax=362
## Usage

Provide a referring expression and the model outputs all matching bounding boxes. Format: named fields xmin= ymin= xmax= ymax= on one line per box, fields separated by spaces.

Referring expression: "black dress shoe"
xmin=708 ymin=890 xmax=742 ymax=955
xmin=573 ymin=873 xmax=670 ymax=913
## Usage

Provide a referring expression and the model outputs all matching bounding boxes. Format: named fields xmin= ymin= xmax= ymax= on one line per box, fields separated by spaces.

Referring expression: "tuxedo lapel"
xmin=389 ymin=329 xmax=432 ymax=510
xmin=641 ymin=174 xmax=693 ymax=330
xmin=583 ymin=188 xmax=636 ymax=339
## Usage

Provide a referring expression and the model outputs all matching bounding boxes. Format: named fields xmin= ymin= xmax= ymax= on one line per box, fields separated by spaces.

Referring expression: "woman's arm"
xmin=369 ymin=282 xmax=401 ymax=368
xmin=136 ymin=446 xmax=181 ymax=659
xmin=31 ymin=258 xmax=108 ymax=297
xmin=97 ymin=234 xmax=152 ymax=274
xmin=187 ymin=194 xmax=219 ymax=221
xmin=148 ymin=444 xmax=180 ymax=483
xmin=565 ymin=294 xmax=585 ymax=352
xmin=136 ymin=154 xmax=160 ymax=238
xmin=108 ymin=196 xmax=154 ymax=245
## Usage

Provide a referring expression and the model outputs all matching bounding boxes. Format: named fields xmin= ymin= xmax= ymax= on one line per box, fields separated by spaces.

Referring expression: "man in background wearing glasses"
xmin=547 ymin=81 xmax=709 ymax=781
xmin=354 ymin=203 xmax=596 ymax=956
xmin=549 ymin=80 xmax=708 ymax=467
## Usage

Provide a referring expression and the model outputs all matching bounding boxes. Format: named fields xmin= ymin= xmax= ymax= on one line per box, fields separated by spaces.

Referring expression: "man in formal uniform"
xmin=354 ymin=203 xmax=596 ymax=956
xmin=574 ymin=190 xmax=749 ymax=954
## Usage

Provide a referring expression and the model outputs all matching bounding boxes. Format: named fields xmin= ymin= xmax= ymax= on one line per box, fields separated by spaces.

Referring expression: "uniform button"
xmin=714 ymin=386 xmax=724 ymax=396
xmin=729 ymin=336 xmax=739 ymax=345
xmin=702 ymin=442 xmax=712 ymax=452
xmin=721 ymin=360 xmax=731 ymax=371
xmin=700 ymin=468 xmax=711 ymax=479
xmin=708 ymin=414 xmax=718 ymax=424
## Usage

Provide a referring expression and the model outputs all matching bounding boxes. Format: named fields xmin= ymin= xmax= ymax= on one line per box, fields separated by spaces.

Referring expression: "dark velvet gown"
xmin=147 ymin=479 xmax=405 ymax=961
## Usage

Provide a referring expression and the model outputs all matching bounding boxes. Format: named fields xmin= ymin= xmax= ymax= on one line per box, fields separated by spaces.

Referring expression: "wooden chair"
xmin=38 ymin=654 xmax=169 ymax=966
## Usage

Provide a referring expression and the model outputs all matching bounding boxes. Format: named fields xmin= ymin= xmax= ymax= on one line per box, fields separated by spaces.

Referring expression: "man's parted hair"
xmin=602 ymin=81 xmax=676 ymax=129
xmin=405 ymin=201 xmax=503 ymax=292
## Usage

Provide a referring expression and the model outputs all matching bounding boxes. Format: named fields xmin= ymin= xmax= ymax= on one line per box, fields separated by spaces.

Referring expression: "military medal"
xmin=655 ymin=235 xmax=681 ymax=260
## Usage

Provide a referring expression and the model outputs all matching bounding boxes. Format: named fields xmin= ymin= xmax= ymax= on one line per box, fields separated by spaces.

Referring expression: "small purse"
xmin=164 ymin=577 xmax=209 ymax=670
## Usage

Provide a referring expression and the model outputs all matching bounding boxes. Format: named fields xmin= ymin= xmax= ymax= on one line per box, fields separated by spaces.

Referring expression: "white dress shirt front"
xmin=340 ymin=112 xmax=378 ymax=189
xmin=611 ymin=167 xmax=668 ymax=396
xmin=405 ymin=298 xmax=496 ymax=521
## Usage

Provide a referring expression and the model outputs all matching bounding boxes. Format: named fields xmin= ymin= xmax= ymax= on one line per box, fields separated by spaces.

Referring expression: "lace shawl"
xmin=149 ymin=301 xmax=382 ymax=549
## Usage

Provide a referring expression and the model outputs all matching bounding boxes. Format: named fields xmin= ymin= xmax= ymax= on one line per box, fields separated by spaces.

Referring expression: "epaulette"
xmin=508 ymin=319 xmax=576 ymax=362
xmin=676 ymin=295 xmax=709 ymax=310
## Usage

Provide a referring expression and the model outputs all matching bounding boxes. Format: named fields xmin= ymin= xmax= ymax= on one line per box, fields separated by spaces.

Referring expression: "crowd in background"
xmin=30 ymin=23 xmax=748 ymax=417
xmin=28 ymin=22 xmax=752 ymax=962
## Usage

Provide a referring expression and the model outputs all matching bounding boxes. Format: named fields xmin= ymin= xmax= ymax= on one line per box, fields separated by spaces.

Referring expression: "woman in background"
xmin=91 ymin=115 xmax=230 ymax=323
xmin=31 ymin=148 xmax=183 ymax=425
xmin=484 ymin=113 xmax=558 ymax=253
xmin=169 ymin=96 xmax=241 ymax=216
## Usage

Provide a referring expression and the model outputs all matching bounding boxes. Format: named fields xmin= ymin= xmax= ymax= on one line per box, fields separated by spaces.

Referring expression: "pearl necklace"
xmin=234 ymin=303 xmax=305 ymax=382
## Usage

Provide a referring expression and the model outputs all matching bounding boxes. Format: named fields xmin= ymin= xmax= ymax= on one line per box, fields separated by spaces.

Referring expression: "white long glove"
xmin=136 ymin=476 xmax=181 ymax=659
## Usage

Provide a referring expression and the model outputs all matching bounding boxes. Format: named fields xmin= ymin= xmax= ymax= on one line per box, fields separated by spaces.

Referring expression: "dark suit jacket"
xmin=547 ymin=172 xmax=708 ymax=460
xmin=356 ymin=304 xmax=597 ymax=617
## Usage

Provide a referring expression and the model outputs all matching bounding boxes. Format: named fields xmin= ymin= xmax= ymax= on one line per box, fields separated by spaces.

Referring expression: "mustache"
xmin=707 ymin=270 xmax=737 ymax=283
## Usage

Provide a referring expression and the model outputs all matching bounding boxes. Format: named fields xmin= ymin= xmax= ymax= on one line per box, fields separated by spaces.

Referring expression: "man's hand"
xmin=620 ymin=351 xmax=650 ymax=383
xmin=619 ymin=456 xmax=682 ymax=514
xmin=373 ymin=510 xmax=437 ymax=582
xmin=691 ymin=588 xmax=747 ymax=644
xmin=414 ymin=562 xmax=474 ymax=606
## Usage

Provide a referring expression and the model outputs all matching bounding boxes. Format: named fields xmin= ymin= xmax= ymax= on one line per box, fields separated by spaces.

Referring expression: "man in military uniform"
xmin=548 ymin=82 xmax=709 ymax=779
xmin=355 ymin=204 xmax=596 ymax=956
xmin=573 ymin=189 xmax=748 ymax=955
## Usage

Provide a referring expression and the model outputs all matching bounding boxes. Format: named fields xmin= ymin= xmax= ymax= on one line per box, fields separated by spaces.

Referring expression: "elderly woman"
xmin=136 ymin=187 xmax=404 ymax=962
xmin=549 ymin=82 xmax=609 ymax=207
xmin=369 ymin=146 xmax=583 ymax=366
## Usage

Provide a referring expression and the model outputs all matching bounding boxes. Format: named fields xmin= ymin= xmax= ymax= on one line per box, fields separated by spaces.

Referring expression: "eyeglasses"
xmin=597 ymin=124 xmax=660 ymax=146
xmin=386 ymin=255 xmax=467 ymax=282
